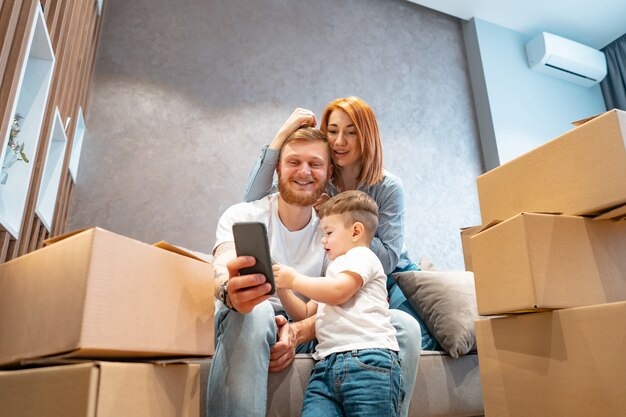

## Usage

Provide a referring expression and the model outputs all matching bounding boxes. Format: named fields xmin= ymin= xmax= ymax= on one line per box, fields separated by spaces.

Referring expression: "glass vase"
xmin=1 ymin=147 xmax=20 ymax=185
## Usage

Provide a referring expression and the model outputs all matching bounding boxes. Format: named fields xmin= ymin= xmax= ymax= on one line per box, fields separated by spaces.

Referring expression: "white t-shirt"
xmin=313 ymin=246 xmax=399 ymax=360
xmin=215 ymin=193 xmax=326 ymax=310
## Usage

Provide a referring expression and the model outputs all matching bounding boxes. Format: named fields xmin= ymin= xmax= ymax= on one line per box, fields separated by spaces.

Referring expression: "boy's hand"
xmin=273 ymin=263 xmax=297 ymax=289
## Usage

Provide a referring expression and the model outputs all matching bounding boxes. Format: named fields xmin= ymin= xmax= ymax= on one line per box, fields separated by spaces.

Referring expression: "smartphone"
xmin=232 ymin=222 xmax=275 ymax=295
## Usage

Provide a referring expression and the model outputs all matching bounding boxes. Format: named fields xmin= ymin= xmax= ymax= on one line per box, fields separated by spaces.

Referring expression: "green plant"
xmin=6 ymin=113 xmax=29 ymax=164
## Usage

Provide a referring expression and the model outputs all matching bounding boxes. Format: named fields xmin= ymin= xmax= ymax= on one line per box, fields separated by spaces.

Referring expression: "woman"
xmin=244 ymin=97 xmax=438 ymax=350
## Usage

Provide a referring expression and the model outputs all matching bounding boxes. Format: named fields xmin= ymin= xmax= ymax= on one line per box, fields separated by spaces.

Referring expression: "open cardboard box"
xmin=0 ymin=361 xmax=200 ymax=417
xmin=470 ymin=212 xmax=626 ymax=315
xmin=477 ymin=109 xmax=626 ymax=224
xmin=0 ymin=227 xmax=214 ymax=367
xmin=459 ymin=221 xmax=499 ymax=271
xmin=475 ymin=301 xmax=626 ymax=416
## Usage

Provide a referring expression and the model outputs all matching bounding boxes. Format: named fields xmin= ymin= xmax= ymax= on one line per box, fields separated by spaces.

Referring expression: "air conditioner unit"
xmin=525 ymin=32 xmax=607 ymax=87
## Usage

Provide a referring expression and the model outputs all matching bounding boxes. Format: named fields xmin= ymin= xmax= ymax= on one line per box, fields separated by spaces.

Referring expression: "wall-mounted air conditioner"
xmin=525 ymin=32 xmax=607 ymax=87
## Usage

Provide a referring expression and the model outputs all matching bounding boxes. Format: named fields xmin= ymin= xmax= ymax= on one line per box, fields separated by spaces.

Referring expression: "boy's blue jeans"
xmin=301 ymin=348 xmax=404 ymax=417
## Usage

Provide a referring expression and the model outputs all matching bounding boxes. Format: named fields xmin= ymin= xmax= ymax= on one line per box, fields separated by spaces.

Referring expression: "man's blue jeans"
xmin=206 ymin=301 xmax=420 ymax=417
xmin=301 ymin=349 xmax=403 ymax=417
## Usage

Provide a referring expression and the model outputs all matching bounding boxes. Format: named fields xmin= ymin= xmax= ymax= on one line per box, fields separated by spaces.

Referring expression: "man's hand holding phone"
xmin=227 ymin=222 xmax=276 ymax=313
xmin=225 ymin=256 xmax=272 ymax=314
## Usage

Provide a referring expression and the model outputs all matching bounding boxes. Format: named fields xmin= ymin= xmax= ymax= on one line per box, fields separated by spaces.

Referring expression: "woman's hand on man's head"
xmin=270 ymin=108 xmax=317 ymax=150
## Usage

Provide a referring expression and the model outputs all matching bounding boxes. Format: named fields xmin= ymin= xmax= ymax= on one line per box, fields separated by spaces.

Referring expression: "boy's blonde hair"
xmin=318 ymin=190 xmax=379 ymax=241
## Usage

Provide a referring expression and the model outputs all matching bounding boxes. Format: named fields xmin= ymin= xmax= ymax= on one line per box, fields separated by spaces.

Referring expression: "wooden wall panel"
xmin=0 ymin=0 xmax=23 ymax=78
xmin=1 ymin=0 xmax=105 ymax=261
xmin=54 ymin=0 xmax=98 ymax=236
xmin=0 ymin=231 xmax=10 ymax=262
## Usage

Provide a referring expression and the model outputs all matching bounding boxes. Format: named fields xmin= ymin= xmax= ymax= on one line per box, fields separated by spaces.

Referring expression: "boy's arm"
xmin=276 ymin=289 xmax=318 ymax=321
xmin=274 ymin=263 xmax=362 ymax=305
xmin=291 ymin=271 xmax=362 ymax=305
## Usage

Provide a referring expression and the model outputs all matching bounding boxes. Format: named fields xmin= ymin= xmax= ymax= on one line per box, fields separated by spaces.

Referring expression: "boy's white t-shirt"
xmin=215 ymin=193 xmax=326 ymax=310
xmin=313 ymin=246 xmax=399 ymax=360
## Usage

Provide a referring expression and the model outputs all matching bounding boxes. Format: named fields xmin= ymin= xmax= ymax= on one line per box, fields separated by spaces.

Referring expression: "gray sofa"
xmin=196 ymin=350 xmax=483 ymax=417
xmin=186 ymin=250 xmax=484 ymax=416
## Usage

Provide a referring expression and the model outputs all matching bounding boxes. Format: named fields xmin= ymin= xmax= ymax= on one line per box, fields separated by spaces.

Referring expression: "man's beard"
xmin=278 ymin=174 xmax=326 ymax=207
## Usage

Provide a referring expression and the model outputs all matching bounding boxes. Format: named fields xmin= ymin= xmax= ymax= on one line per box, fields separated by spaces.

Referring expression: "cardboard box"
xmin=0 ymin=361 xmax=200 ymax=417
xmin=471 ymin=212 xmax=626 ymax=315
xmin=475 ymin=302 xmax=626 ymax=417
xmin=0 ymin=227 xmax=214 ymax=367
xmin=460 ymin=221 xmax=498 ymax=271
xmin=460 ymin=225 xmax=482 ymax=271
xmin=477 ymin=109 xmax=626 ymax=224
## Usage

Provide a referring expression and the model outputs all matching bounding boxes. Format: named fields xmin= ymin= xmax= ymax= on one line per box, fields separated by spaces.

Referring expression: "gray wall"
xmin=69 ymin=0 xmax=484 ymax=270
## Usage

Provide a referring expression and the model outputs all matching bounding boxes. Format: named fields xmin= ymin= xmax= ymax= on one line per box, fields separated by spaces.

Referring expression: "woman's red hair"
xmin=320 ymin=97 xmax=384 ymax=187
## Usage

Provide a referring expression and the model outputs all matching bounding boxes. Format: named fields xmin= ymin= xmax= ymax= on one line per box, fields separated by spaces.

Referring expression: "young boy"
xmin=273 ymin=190 xmax=403 ymax=417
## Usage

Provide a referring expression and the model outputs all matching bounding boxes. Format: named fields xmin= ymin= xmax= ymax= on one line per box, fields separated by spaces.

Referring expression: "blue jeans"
xmin=301 ymin=349 xmax=403 ymax=417
xmin=206 ymin=302 xmax=421 ymax=417
xmin=206 ymin=301 xmax=276 ymax=417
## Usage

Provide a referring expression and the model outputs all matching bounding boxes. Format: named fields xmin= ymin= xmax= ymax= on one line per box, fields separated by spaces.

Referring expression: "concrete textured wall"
xmin=68 ymin=0 xmax=483 ymax=270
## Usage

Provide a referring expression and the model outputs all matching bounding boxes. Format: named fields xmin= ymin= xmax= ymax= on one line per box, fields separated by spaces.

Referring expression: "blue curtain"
xmin=600 ymin=33 xmax=626 ymax=111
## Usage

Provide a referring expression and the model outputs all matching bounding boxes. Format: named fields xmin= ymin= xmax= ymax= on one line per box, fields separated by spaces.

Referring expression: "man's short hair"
xmin=318 ymin=190 xmax=379 ymax=238
xmin=278 ymin=127 xmax=331 ymax=162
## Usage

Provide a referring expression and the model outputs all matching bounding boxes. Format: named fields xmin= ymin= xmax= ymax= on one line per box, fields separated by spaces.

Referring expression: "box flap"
xmin=15 ymin=349 xmax=84 ymax=368
xmin=593 ymin=203 xmax=626 ymax=220
xmin=472 ymin=212 xmax=563 ymax=237
xmin=43 ymin=227 xmax=92 ymax=246
xmin=19 ymin=354 xmax=211 ymax=367
xmin=571 ymin=112 xmax=604 ymax=127
xmin=571 ymin=109 xmax=622 ymax=127
xmin=153 ymin=241 xmax=210 ymax=263
xmin=468 ymin=219 xmax=502 ymax=234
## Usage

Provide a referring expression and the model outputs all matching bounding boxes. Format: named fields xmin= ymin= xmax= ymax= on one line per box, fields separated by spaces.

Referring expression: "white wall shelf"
xmin=0 ymin=4 xmax=55 ymax=238
xmin=69 ymin=106 xmax=85 ymax=183
xmin=35 ymin=109 xmax=67 ymax=232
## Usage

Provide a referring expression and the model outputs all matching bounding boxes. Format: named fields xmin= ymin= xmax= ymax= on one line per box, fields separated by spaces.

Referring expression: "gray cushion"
xmin=393 ymin=271 xmax=478 ymax=358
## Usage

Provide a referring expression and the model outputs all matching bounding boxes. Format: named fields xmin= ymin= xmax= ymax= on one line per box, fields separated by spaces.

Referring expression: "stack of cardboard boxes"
xmin=463 ymin=109 xmax=626 ymax=416
xmin=0 ymin=227 xmax=214 ymax=417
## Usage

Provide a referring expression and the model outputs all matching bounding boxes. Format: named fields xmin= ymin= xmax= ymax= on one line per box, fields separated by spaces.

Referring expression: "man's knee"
xmin=390 ymin=309 xmax=422 ymax=342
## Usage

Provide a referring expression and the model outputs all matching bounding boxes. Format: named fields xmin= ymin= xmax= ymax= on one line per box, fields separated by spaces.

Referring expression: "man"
xmin=208 ymin=127 xmax=420 ymax=417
